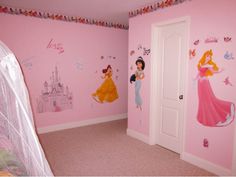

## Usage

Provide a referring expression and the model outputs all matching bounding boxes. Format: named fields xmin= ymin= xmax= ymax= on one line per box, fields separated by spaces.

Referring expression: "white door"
xmin=152 ymin=20 xmax=188 ymax=153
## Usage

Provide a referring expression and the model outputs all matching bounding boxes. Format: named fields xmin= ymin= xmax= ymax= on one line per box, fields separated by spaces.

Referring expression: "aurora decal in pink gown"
xmin=197 ymin=50 xmax=235 ymax=127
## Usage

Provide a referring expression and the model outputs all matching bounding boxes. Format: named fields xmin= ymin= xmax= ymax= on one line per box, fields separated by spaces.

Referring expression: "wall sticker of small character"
xmin=130 ymin=56 xmax=145 ymax=111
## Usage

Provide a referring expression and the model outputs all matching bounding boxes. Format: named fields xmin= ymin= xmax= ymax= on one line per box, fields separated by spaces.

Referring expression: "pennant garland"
xmin=129 ymin=0 xmax=189 ymax=18
xmin=0 ymin=5 xmax=129 ymax=30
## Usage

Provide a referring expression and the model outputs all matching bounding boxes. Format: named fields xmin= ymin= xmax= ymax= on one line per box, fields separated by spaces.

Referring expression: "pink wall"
xmin=0 ymin=13 xmax=128 ymax=128
xmin=128 ymin=0 xmax=236 ymax=170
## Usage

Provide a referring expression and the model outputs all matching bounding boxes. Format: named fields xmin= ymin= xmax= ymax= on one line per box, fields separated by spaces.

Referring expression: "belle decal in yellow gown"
xmin=92 ymin=65 xmax=118 ymax=103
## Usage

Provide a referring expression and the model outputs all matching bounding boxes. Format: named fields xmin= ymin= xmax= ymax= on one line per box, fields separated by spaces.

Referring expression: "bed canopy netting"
xmin=0 ymin=41 xmax=53 ymax=176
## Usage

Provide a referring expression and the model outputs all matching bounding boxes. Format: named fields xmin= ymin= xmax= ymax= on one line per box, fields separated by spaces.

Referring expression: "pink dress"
xmin=197 ymin=67 xmax=235 ymax=127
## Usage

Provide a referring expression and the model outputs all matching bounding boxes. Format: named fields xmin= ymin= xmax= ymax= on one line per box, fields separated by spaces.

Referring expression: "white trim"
xmin=181 ymin=152 xmax=231 ymax=176
xmin=149 ymin=23 xmax=160 ymax=145
xmin=152 ymin=16 xmax=191 ymax=26
xmin=37 ymin=113 xmax=127 ymax=134
xmin=181 ymin=17 xmax=191 ymax=155
xmin=232 ymin=118 xmax=236 ymax=175
xmin=126 ymin=129 xmax=149 ymax=144
xmin=149 ymin=16 xmax=191 ymax=153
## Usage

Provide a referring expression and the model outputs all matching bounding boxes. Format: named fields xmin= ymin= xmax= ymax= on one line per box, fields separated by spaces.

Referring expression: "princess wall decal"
xmin=196 ymin=50 xmax=235 ymax=127
xmin=130 ymin=56 xmax=145 ymax=111
xmin=92 ymin=65 xmax=119 ymax=103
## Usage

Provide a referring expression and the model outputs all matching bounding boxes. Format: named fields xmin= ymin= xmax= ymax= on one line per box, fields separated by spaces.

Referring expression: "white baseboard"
xmin=37 ymin=113 xmax=127 ymax=134
xmin=181 ymin=152 xmax=232 ymax=176
xmin=126 ymin=128 xmax=149 ymax=144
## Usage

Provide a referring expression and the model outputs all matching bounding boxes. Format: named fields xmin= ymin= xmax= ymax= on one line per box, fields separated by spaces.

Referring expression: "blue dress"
xmin=134 ymin=70 xmax=144 ymax=106
xmin=135 ymin=80 xmax=142 ymax=106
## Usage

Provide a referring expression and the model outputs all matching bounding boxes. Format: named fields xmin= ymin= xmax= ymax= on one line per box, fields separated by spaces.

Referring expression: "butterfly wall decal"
xmin=75 ymin=61 xmax=83 ymax=70
xmin=21 ymin=56 xmax=35 ymax=70
xmin=130 ymin=50 xmax=135 ymax=56
xmin=143 ymin=48 xmax=151 ymax=55
xmin=115 ymin=75 xmax=119 ymax=80
xmin=130 ymin=65 xmax=133 ymax=70
xmin=194 ymin=40 xmax=200 ymax=45
xmin=137 ymin=44 xmax=142 ymax=50
xmin=223 ymin=77 xmax=233 ymax=86
xmin=189 ymin=49 xmax=196 ymax=59
xmin=101 ymin=55 xmax=117 ymax=60
xmin=224 ymin=51 xmax=234 ymax=60
xmin=22 ymin=62 xmax=33 ymax=69
xmin=224 ymin=37 xmax=232 ymax=42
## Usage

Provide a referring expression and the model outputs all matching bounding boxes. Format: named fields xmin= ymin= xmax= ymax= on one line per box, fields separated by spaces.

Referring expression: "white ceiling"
xmin=0 ymin=0 xmax=161 ymax=25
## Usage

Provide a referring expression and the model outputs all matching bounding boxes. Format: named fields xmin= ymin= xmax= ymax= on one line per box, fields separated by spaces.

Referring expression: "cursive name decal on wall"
xmin=47 ymin=38 xmax=64 ymax=54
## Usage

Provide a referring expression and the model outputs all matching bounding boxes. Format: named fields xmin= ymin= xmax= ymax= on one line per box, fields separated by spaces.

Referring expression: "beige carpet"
xmin=39 ymin=119 xmax=215 ymax=176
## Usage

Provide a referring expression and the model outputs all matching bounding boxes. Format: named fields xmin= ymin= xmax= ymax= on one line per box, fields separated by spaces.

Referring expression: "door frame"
xmin=149 ymin=16 xmax=190 ymax=155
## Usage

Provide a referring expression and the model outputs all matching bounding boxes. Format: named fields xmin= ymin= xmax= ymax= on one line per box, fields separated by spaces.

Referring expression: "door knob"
xmin=179 ymin=95 xmax=183 ymax=100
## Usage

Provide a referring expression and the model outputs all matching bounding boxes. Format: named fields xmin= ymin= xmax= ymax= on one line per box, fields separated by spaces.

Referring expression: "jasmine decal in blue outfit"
xmin=130 ymin=56 xmax=145 ymax=111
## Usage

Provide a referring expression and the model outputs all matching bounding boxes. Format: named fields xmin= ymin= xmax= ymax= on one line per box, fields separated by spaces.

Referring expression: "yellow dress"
xmin=92 ymin=73 xmax=118 ymax=103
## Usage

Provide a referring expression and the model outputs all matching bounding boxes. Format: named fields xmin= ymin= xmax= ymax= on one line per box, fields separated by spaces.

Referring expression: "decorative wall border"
xmin=0 ymin=1 xmax=189 ymax=30
xmin=128 ymin=0 xmax=189 ymax=18
xmin=0 ymin=5 xmax=129 ymax=30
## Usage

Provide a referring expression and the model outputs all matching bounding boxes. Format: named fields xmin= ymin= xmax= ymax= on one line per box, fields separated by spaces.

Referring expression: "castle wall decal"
xmin=36 ymin=66 xmax=73 ymax=113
